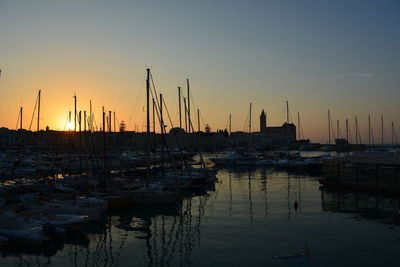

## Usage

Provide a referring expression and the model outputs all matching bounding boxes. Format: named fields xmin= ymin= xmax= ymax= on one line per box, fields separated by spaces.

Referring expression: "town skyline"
xmin=0 ymin=0 xmax=399 ymax=143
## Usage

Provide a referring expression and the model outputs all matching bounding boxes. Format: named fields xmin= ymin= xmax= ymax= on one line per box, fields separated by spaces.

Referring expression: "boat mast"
xmin=328 ymin=110 xmax=331 ymax=144
xmin=346 ymin=119 xmax=349 ymax=142
xmin=229 ymin=114 xmax=232 ymax=135
xmin=381 ymin=114 xmax=384 ymax=145
xmin=392 ymin=121 xmax=395 ymax=145
xmin=178 ymin=87 xmax=182 ymax=129
xmin=187 ymin=79 xmax=191 ymax=133
xmin=286 ymin=101 xmax=289 ymax=124
xmin=355 ymin=116 xmax=358 ymax=144
xmin=152 ymin=98 xmax=156 ymax=133
xmin=74 ymin=93 xmax=77 ymax=132
xmin=368 ymin=114 xmax=371 ymax=146
xmin=297 ymin=112 xmax=300 ymax=140
xmin=20 ymin=107 xmax=23 ymax=130
xmin=89 ymin=100 xmax=92 ymax=132
xmin=197 ymin=109 xmax=200 ymax=132
xmin=160 ymin=93 xmax=164 ymax=172
xmin=249 ymin=102 xmax=252 ymax=133
xmin=146 ymin=68 xmax=151 ymax=176
xmin=152 ymin=98 xmax=156 ymax=166
xmin=84 ymin=110 xmax=87 ymax=132
xmin=114 ymin=111 xmax=116 ymax=132
xmin=68 ymin=111 xmax=71 ymax=131
xmin=79 ymin=110 xmax=82 ymax=171
xmin=109 ymin=111 xmax=112 ymax=132
xmin=79 ymin=111 xmax=82 ymax=132
xmin=184 ymin=97 xmax=188 ymax=132
xmin=37 ymin=89 xmax=41 ymax=131
xmin=102 ymin=106 xmax=106 ymax=174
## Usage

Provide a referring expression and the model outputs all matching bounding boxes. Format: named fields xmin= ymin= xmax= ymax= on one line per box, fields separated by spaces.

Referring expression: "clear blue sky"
xmin=0 ymin=0 xmax=399 ymax=142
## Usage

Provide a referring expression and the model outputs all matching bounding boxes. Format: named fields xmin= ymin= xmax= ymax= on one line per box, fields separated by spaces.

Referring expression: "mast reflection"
xmin=321 ymin=188 xmax=400 ymax=224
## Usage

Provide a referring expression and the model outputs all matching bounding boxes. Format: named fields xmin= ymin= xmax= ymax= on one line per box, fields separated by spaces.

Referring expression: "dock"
xmin=320 ymin=152 xmax=400 ymax=194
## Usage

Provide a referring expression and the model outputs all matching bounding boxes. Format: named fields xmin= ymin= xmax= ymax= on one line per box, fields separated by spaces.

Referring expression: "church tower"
xmin=260 ymin=109 xmax=267 ymax=133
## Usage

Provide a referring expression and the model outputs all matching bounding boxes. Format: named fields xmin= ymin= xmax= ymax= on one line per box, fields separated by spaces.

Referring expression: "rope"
xmin=15 ymin=107 xmax=21 ymax=130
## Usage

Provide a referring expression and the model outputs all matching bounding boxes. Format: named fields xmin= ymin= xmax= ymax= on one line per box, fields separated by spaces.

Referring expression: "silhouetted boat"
xmin=210 ymin=152 xmax=258 ymax=166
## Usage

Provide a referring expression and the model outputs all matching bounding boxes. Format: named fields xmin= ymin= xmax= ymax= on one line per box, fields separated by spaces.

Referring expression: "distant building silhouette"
xmin=259 ymin=110 xmax=296 ymax=142
xmin=119 ymin=120 xmax=126 ymax=132
xmin=260 ymin=109 xmax=267 ymax=133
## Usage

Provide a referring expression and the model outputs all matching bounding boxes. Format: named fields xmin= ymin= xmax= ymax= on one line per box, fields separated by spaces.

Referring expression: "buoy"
xmin=294 ymin=201 xmax=298 ymax=211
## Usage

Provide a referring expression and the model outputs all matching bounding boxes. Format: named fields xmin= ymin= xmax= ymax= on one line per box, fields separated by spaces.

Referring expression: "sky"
xmin=0 ymin=0 xmax=399 ymax=143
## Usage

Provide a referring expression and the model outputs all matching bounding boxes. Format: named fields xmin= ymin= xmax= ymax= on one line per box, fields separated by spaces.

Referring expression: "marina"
xmin=1 ymin=1 xmax=400 ymax=266
xmin=1 ymin=162 xmax=400 ymax=266
xmin=0 ymin=65 xmax=399 ymax=266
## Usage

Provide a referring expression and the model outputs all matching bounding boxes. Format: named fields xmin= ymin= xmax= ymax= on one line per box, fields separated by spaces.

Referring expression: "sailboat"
xmin=124 ymin=68 xmax=179 ymax=205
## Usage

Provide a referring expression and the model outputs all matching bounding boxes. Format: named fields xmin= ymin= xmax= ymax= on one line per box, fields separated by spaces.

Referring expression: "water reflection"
xmin=260 ymin=168 xmax=268 ymax=219
xmin=2 ymin=167 xmax=400 ymax=266
xmin=321 ymin=188 xmax=400 ymax=224
xmin=107 ymin=196 xmax=208 ymax=267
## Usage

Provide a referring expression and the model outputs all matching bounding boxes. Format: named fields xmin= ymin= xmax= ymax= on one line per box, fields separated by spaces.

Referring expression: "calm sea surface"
xmin=2 ymin=158 xmax=400 ymax=266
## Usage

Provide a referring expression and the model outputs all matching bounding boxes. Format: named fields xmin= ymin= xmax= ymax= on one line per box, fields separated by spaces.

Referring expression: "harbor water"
xmin=1 ymin=164 xmax=400 ymax=266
